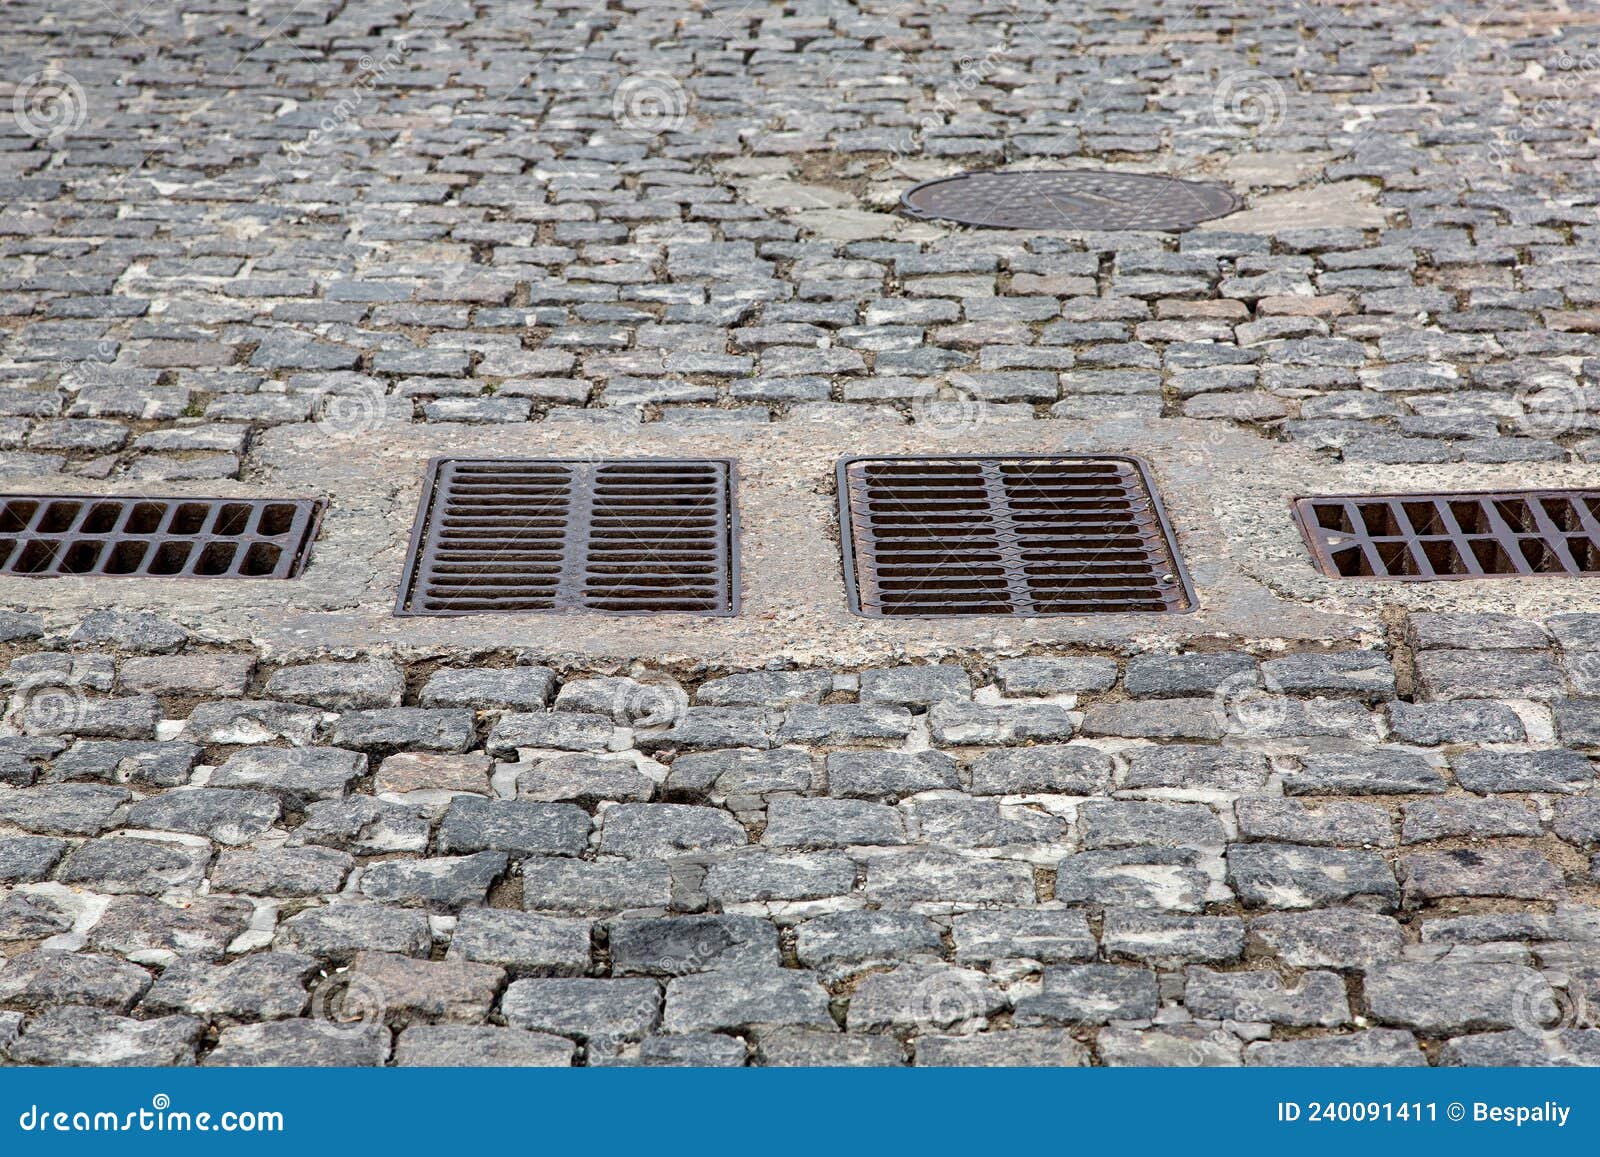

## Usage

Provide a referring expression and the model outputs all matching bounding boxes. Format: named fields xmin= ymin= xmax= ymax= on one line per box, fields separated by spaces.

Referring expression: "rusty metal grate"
xmin=396 ymin=458 xmax=739 ymax=616
xmin=1293 ymin=489 xmax=1600 ymax=580
xmin=899 ymin=170 xmax=1242 ymax=231
xmin=838 ymin=455 xmax=1194 ymax=617
xmin=0 ymin=495 xmax=323 ymax=579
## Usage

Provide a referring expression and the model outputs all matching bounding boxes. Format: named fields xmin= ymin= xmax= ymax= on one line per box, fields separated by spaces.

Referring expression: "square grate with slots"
xmin=0 ymin=495 xmax=323 ymax=579
xmin=396 ymin=458 xmax=738 ymax=616
xmin=838 ymin=455 xmax=1194 ymax=617
xmin=1293 ymin=489 xmax=1600 ymax=580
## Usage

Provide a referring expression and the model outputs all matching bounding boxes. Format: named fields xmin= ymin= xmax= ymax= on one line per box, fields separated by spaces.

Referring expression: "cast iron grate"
xmin=899 ymin=170 xmax=1242 ymax=231
xmin=0 ymin=495 xmax=323 ymax=579
xmin=1293 ymin=489 xmax=1600 ymax=580
xmin=838 ymin=455 xmax=1194 ymax=617
xmin=396 ymin=457 xmax=738 ymax=616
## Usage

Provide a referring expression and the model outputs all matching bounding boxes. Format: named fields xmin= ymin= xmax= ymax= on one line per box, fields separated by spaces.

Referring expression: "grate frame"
xmin=0 ymin=494 xmax=324 ymax=579
xmin=837 ymin=453 xmax=1196 ymax=618
xmin=395 ymin=456 xmax=740 ymax=617
xmin=898 ymin=169 xmax=1242 ymax=232
xmin=1292 ymin=489 xmax=1600 ymax=581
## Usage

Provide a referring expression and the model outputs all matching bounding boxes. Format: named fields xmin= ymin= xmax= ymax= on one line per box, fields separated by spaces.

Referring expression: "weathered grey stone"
xmin=1283 ymin=750 xmax=1446 ymax=795
xmin=68 ymin=611 xmax=187 ymax=654
xmin=275 ymin=902 xmax=433 ymax=960
xmin=695 ymin=670 xmax=831 ymax=708
xmin=0 ymin=835 xmax=66 ymax=883
xmin=1553 ymin=798 xmax=1600 ymax=848
xmin=1014 ymin=964 xmax=1159 ymax=1025
xmin=640 ymin=708 xmax=778 ymax=751
xmin=330 ymin=708 xmax=476 ymax=752
xmin=1122 ymin=746 xmax=1269 ymax=791
xmin=264 ymin=661 xmax=403 ymax=710
xmin=951 ymin=910 xmax=1096 ymax=964
xmin=0 ymin=783 xmax=130 ymax=836
xmin=1401 ymin=798 xmax=1541 ymax=843
xmin=1452 ymin=749 xmax=1593 ymax=794
xmin=514 ymin=753 xmax=656 ymax=804
xmin=1248 ymin=909 xmax=1405 ymax=969
xmin=205 ymin=1019 xmax=388 ymax=1066
xmin=968 ymin=745 xmax=1113 ymax=795
xmin=1386 ymin=700 xmax=1526 ymax=745
xmin=360 ymin=851 xmax=507 ymax=911
xmin=0 ymin=950 xmax=152 ymax=1013
xmin=763 ymin=796 xmax=904 ymax=847
xmin=1235 ymin=797 xmax=1393 ymax=847
xmin=182 ymin=700 xmax=323 ymax=746
xmin=930 ymin=701 xmax=1076 ymax=744
xmin=8 ymin=1006 xmax=202 ymax=1066
xmin=211 ymin=746 xmax=366 ymax=803
xmin=902 ymin=798 xmax=1065 ymax=848
xmin=859 ymin=664 xmax=972 ymax=705
xmin=88 ymin=895 xmax=253 ymax=961
xmin=1184 ymin=966 xmax=1350 ymax=1026
xmin=1409 ymin=613 xmax=1550 ymax=651
xmin=50 ymin=740 xmax=200 ymax=786
xmin=917 ymin=1029 xmax=1090 ymax=1066
xmin=846 ymin=962 xmax=1003 ymax=1032
xmin=1261 ymin=652 xmax=1396 ymax=697
xmin=126 ymin=787 xmax=280 ymax=844
xmin=119 ymin=654 xmax=253 ymax=697
xmin=1415 ymin=650 xmax=1566 ymax=701
xmin=1365 ymin=962 xmax=1545 ymax=1033
xmin=1100 ymin=911 xmax=1246 ymax=965
xmin=347 ymin=951 xmax=505 ymax=1025
xmin=599 ymin=803 xmax=747 ymax=858
xmin=1402 ymin=848 xmax=1564 ymax=901
xmin=703 ymin=850 xmax=856 ymax=903
xmin=1055 ymin=848 xmax=1208 ymax=911
xmin=293 ymin=796 xmax=429 ymax=855
xmin=1080 ymin=801 xmax=1226 ymax=849
xmin=995 ymin=657 xmax=1118 ymax=695
xmin=140 ymin=952 xmax=317 ymax=1020
xmin=488 ymin=710 xmax=614 ymax=754
xmin=1125 ymin=652 xmax=1257 ymax=697
xmin=1228 ymin=842 xmax=1398 ymax=909
xmin=437 ymin=796 xmax=590 ymax=857
xmin=608 ymin=914 xmax=778 ymax=975
xmin=501 ymin=977 xmax=662 ymax=1044
xmin=1097 ymin=1025 xmax=1242 ymax=1066
xmin=779 ymin=705 xmax=911 ymax=744
xmin=516 ymin=848 xmax=671 ymax=911
xmin=58 ymin=836 xmax=210 ymax=894
xmin=395 ymin=1025 xmax=573 ymax=1066
xmin=446 ymin=908 xmax=590 ymax=975
xmin=758 ymin=1027 xmax=904 ymax=1066
xmin=420 ymin=666 xmax=556 ymax=709
xmin=826 ymin=750 xmax=960 ymax=800
xmin=795 ymin=910 xmax=943 ymax=979
xmin=1245 ymin=1029 xmax=1425 ymax=1066
xmin=865 ymin=849 xmax=1035 ymax=906
xmin=376 ymin=751 xmax=492 ymax=795
xmin=1080 ymin=698 xmax=1221 ymax=740
xmin=1438 ymin=1028 xmax=1600 ymax=1067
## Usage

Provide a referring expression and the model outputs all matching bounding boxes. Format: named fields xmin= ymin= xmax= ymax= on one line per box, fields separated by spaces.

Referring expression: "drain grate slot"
xmin=0 ymin=495 xmax=323 ymax=579
xmin=899 ymin=170 xmax=1241 ymax=232
xmin=396 ymin=458 xmax=738 ymax=616
xmin=1293 ymin=489 xmax=1600 ymax=580
xmin=839 ymin=455 xmax=1194 ymax=617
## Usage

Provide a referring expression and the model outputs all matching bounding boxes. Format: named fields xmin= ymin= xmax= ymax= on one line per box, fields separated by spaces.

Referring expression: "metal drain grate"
xmin=0 ymin=495 xmax=323 ymax=579
xmin=899 ymin=170 xmax=1242 ymax=231
xmin=838 ymin=455 xmax=1194 ymax=617
xmin=1293 ymin=489 xmax=1600 ymax=580
xmin=396 ymin=458 xmax=738 ymax=616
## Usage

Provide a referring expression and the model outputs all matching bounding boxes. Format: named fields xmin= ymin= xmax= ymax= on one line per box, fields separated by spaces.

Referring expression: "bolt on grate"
xmin=899 ymin=170 xmax=1242 ymax=232
xmin=395 ymin=458 xmax=739 ymax=616
xmin=838 ymin=455 xmax=1195 ymax=617
xmin=0 ymin=495 xmax=323 ymax=579
xmin=1293 ymin=489 xmax=1600 ymax=580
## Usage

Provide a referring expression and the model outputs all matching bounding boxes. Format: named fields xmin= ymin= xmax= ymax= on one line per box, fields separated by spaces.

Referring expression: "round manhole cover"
xmin=899 ymin=170 xmax=1242 ymax=232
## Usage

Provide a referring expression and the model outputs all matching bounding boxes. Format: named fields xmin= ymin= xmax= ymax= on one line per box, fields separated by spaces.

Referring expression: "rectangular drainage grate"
xmin=395 ymin=457 xmax=739 ymax=616
xmin=1293 ymin=489 xmax=1600 ymax=579
xmin=0 ymin=495 xmax=323 ymax=579
xmin=838 ymin=454 xmax=1194 ymax=616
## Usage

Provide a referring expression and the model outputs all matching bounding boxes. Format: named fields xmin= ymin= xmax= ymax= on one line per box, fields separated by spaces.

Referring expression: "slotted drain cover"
xmin=1293 ymin=489 xmax=1600 ymax=580
xmin=900 ymin=170 xmax=1242 ymax=231
xmin=0 ymin=495 xmax=323 ymax=579
xmin=838 ymin=455 xmax=1194 ymax=617
xmin=396 ymin=458 xmax=738 ymax=616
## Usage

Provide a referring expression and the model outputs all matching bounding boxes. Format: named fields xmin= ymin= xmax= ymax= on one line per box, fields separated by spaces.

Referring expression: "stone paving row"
xmin=0 ymin=608 xmax=1595 ymax=1066
xmin=0 ymin=1 xmax=1596 ymax=479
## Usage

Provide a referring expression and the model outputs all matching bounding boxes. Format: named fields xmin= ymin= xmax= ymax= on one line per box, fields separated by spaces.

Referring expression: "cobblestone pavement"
xmin=1 ymin=0 xmax=1599 ymax=1066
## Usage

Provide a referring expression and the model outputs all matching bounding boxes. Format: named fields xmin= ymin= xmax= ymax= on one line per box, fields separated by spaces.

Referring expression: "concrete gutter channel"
xmin=5 ymin=416 xmax=1600 ymax=667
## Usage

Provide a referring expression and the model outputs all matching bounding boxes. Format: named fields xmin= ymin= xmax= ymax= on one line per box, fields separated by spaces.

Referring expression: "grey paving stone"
xmin=265 ymin=661 xmax=404 ymax=710
xmin=694 ymin=670 xmax=832 ymax=708
xmin=779 ymin=705 xmax=911 ymax=744
xmin=1079 ymin=699 xmax=1222 ymax=740
xmin=1055 ymin=848 xmax=1208 ymax=911
xmin=795 ymin=910 xmax=943 ymax=980
xmin=1385 ymin=701 xmax=1526 ymax=745
xmin=521 ymin=859 xmax=674 ymax=915
xmin=294 ymin=797 xmax=430 ymax=855
xmin=758 ymin=1027 xmax=905 ymax=1066
xmin=1079 ymin=801 xmax=1226 ymax=849
xmin=1244 ymin=1029 xmax=1425 ymax=1066
xmin=515 ymin=754 xmax=657 ymax=804
xmin=447 ymin=909 xmax=590 ymax=976
xmin=346 ymin=951 xmax=505 ymax=1026
xmin=182 ymin=700 xmax=323 ymax=746
xmin=437 ymin=796 xmax=590 ymax=857
xmin=501 ymin=978 xmax=662 ymax=1043
xmin=641 ymin=708 xmax=779 ymax=751
xmin=846 ymin=962 xmax=1004 ymax=1032
xmin=1124 ymin=653 xmax=1257 ymax=697
xmin=330 ymin=708 xmax=476 ymax=752
xmin=140 ymin=952 xmax=317 ymax=1020
xmin=826 ymin=750 xmax=960 ymax=800
xmin=1183 ymin=966 xmax=1350 ymax=1026
xmin=125 ymin=787 xmax=280 ymax=843
xmin=210 ymin=746 xmax=366 ymax=804
xmin=916 ymin=1029 xmax=1090 ymax=1066
xmin=1414 ymin=650 xmax=1566 ymax=701
xmin=599 ymin=803 xmax=747 ymax=859
xmin=420 ymin=666 xmax=556 ymax=709
xmin=1097 ymin=1025 xmax=1242 ymax=1066
xmin=608 ymin=914 xmax=778 ymax=975
xmin=1122 ymin=746 xmax=1270 ymax=791
xmin=57 ymin=836 xmax=210 ymax=894
xmin=1451 ymin=749 xmax=1594 ymax=793
xmin=1401 ymin=797 xmax=1541 ymax=842
xmin=1235 ymin=798 xmax=1393 ymax=847
xmin=1248 ymin=909 xmax=1405 ymax=970
xmin=360 ymin=851 xmax=507 ymax=911
xmin=865 ymin=849 xmax=1036 ymax=906
xmin=1365 ymin=962 xmax=1545 ymax=1034
xmin=968 ymin=745 xmax=1113 ymax=795
xmin=8 ymin=1006 xmax=202 ymax=1067
xmin=994 ymin=657 xmax=1118 ymax=695
xmin=68 ymin=611 xmax=187 ymax=654
xmin=1402 ymin=848 xmax=1564 ymax=901
xmin=1014 ymin=964 xmax=1159 ymax=1026
xmin=1228 ymin=842 xmax=1399 ymax=909
xmin=0 ymin=835 xmax=67 ymax=883
xmin=0 ymin=951 xmax=152 ymax=1013
xmin=394 ymin=1025 xmax=574 ymax=1066
xmin=88 ymin=895 xmax=253 ymax=962
xmin=1100 ymin=911 xmax=1246 ymax=966
xmin=859 ymin=665 xmax=972 ymax=705
xmin=1283 ymin=750 xmax=1446 ymax=795
xmin=205 ymin=1020 xmax=388 ymax=1067
xmin=1438 ymin=1029 xmax=1600 ymax=1067
xmin=951 ymin=910 xmax=1096 ymax=965
xmin=275 ymin=902 xmax=433 ymax=961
